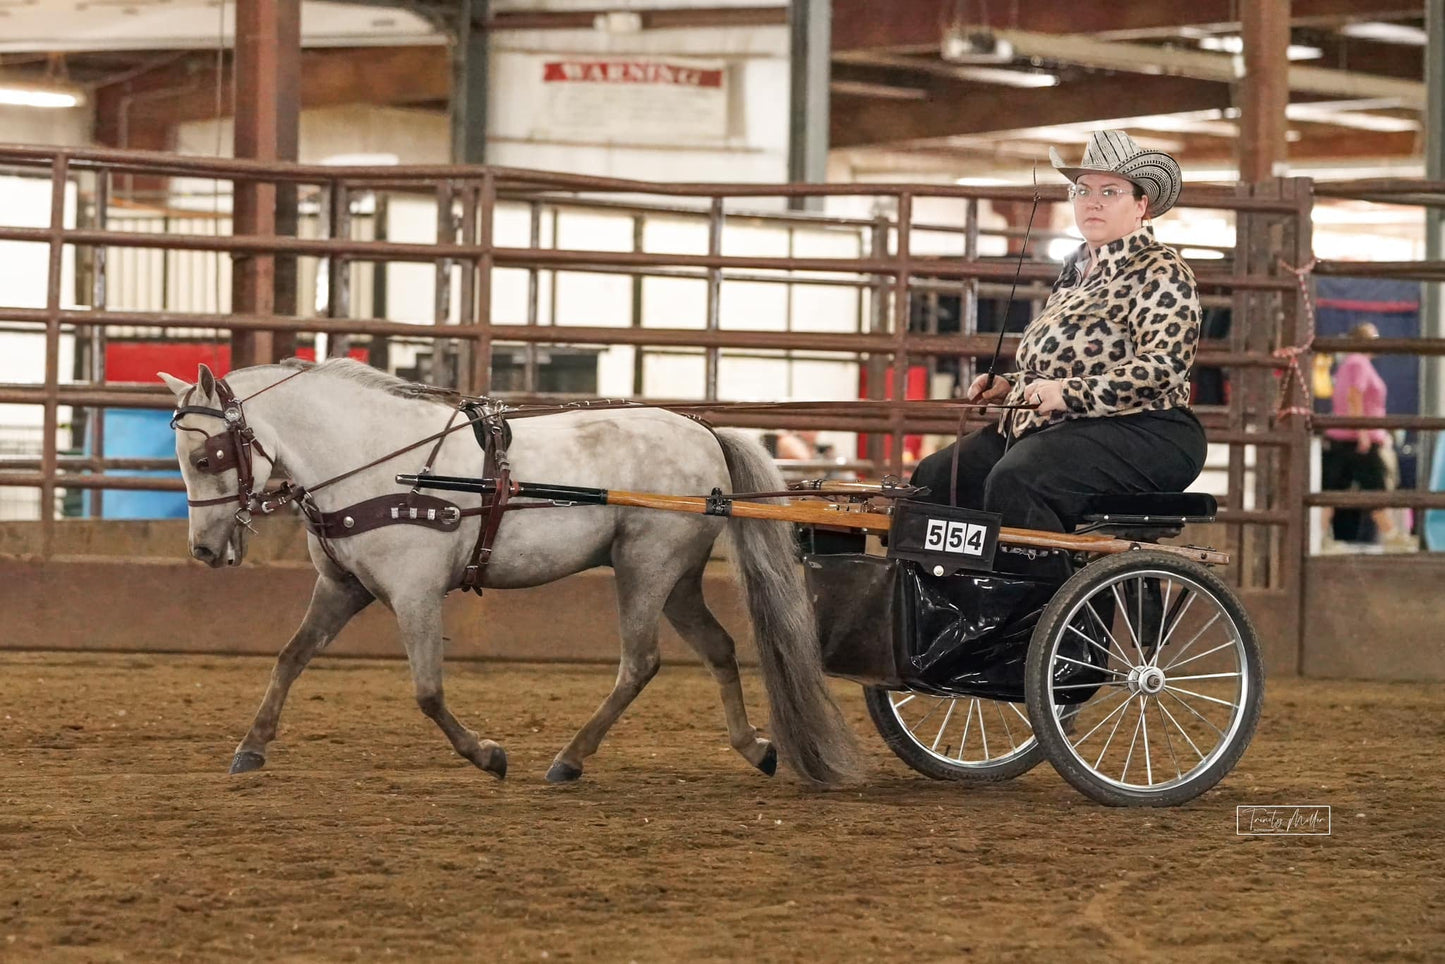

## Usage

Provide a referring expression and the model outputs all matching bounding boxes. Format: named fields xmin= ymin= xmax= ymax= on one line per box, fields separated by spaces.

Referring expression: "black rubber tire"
xmin=1025 ymin=550 xmax=1265 ymax=807
xmin=863 ymin=685 xmax=1046 ymax=784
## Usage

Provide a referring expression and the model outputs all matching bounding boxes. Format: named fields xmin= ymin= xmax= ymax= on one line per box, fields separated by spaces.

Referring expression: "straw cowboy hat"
xmin=1049 ymin=130 xmax=1183 ymax=219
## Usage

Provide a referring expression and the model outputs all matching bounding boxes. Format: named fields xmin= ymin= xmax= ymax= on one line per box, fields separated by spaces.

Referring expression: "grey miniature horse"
xmin=160 ymin=359 xmax=859 ymax=786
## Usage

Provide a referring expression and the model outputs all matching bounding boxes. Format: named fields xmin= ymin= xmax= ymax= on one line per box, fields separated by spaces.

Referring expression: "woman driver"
xmin=911 ymin=130 xmax=1207 ymax=538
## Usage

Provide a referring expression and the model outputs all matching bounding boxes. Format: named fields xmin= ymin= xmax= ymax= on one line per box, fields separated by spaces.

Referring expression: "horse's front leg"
xmin=396 ymin=596 xmax=507 ymax=778
xmin=230 ymin=572 xmax=374 ymax=773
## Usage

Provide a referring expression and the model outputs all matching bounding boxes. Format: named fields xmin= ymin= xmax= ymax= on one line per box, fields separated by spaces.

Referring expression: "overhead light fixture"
xmin=1338 ymin=22 xmax=1428 ymax=46
xmin=0 ymin=78 xmax=86 ymax=110
xmin=942 ymin=26 xmax=1015 ymax=64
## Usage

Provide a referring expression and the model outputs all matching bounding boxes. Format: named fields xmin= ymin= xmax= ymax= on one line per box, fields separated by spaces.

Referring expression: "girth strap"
xmin=302 ymin=493 xmax=480 ymax=540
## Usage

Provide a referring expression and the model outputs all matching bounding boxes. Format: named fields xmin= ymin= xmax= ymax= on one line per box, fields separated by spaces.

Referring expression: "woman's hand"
xmin=965 ymin=373 xmax=1012 ymax=403
xmin=1024 ymin=379 xmax=1067 ymax=414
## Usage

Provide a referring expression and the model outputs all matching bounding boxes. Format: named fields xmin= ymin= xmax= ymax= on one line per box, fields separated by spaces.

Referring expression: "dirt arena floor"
xmin=1 ymin=652 xmax=1442 ymax=963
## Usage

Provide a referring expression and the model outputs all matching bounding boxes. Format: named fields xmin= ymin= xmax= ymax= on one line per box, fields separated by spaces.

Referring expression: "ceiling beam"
xmin=831 ymin=74 xmax=1233 ymax=148
xmin=982 ymin=28 xmax=1426 ymax=108
xmin=1293 ymin=32 xmax=1425 ymax=80
xmin=1177 ymin=127 xmax=1421 ymax=161
xmin=831 ymin=0 xmax=1424 ymax=52
xmin=95 ymin=45 xmax=449 ymax=149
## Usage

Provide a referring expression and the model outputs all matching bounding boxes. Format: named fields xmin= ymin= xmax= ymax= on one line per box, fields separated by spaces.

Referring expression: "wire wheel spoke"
xmin=1068 ymin=689 xmax=1135 ymax=751
xmin=1066 ymin=622 xmax=1124 ymax=669
xmin=1154 ymin=697 xmax=1183 ymax=781
xmin=1053 ymin=652 xmax=1129 ymax=678
xmin=994 ymin=700 xmax=1019 ymax=753
xmin=1161 ymin=688 xmax=1228 ymax=739
xmin=1164 ymin=639 xmax=1235 ymax=673
xmin=930 ymin=699 xmax=958 ymax=753
xmin=1086 ymin=598 xmax=1135 ymax=667
xmin=1156 ymin=695 xmax=1208 ymax=764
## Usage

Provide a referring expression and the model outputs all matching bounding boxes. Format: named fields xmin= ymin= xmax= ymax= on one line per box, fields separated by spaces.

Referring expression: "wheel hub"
xmin=1132 ymin=665 xmax=1167 ymax=695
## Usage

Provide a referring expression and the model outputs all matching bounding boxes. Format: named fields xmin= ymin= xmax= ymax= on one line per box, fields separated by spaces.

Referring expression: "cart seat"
xmin=1077 ymin=492 xmax=1217 ymax=541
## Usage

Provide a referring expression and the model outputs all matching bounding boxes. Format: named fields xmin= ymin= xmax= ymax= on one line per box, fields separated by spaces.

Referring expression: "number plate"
xmin=887 ymin=501 xmax=1001 ymax=573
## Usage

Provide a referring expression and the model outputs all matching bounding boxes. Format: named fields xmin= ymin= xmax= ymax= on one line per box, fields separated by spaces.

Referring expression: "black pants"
xmin=1321 ymin=438 xmax=1387 ymax=543
xmin=909 ymin=409 xmax=1208 ymax=533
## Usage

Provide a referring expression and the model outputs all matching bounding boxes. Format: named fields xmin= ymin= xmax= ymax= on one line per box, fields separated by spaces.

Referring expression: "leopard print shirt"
xmin=1000 ymin=225 xmax=1200 ymax=439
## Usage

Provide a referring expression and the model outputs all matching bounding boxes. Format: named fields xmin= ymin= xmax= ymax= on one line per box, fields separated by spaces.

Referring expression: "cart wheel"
xmin=1025 ymin=550 xmax=1264 ymax=807
xmin=864 ymin=686 xmax=1053 ymax=783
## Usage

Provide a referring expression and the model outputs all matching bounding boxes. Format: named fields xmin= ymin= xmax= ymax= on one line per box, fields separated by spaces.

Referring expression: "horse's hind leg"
xmin=544 ymin=559 xmax=672 ymax=784
xmin=231 ymin=572 xmax=374 ymax=774
xmin=663 ymin=565 xmax=776 ymax=776
xmin=396 ymin=596 xmax=507 ymax=778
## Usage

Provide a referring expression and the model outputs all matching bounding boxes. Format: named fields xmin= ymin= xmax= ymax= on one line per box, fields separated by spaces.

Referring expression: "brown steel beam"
xmin=1240 ymin=0 xmax=1292 ymax=182
xmin=831 ymin=0 xmax=1424 ymax=52
xmin=274 ymin=1 xmax=301 ymax=359
xmin=230 ymin=0 xmax=299 ymax=369
xmin=831 ymin=74 xmax=1233 ymax=147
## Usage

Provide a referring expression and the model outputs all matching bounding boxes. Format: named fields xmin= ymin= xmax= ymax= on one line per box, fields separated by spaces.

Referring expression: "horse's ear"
xmin=196 ymin=364 xmax=217 ymax=398
xmin=158 ymin=372 xmax=191 ymax=398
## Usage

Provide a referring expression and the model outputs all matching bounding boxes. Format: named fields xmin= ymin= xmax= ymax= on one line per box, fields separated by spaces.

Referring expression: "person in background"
xmin=774 ymin=429 xmax=825 ymax=462
xmin=1321 ymin=322 xmax=1396 ymax=547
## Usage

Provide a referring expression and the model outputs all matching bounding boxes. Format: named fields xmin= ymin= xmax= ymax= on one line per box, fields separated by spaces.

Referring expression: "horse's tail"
xmin=713 ymin=428 xmax=862 ymax=788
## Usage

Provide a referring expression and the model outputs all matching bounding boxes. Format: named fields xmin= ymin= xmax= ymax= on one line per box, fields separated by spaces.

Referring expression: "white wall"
xmin=0 ymin=175 xmax=79 ymax=519
xmin=0 ymin=103 xmax=91 ymax=147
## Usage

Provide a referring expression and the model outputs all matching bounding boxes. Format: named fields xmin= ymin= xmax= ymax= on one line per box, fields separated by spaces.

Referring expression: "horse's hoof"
xmin=545 ymin=761 xmax=582 ymax=784
xmin=229 ymin=751 xmax=266 ymax=774
xmin=473 ymin=741 xmax=507 ymax=780
xmin=755 ymin=743 xmax=778 ymax=777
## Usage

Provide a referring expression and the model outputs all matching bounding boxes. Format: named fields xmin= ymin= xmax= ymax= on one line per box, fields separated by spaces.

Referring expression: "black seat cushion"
xmin=1081 ymin=492 xmax=1218 ymax=521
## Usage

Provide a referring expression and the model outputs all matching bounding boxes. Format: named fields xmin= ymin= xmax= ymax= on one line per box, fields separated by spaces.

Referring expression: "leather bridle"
xmin=170 ymin=369 xmax=309 ymax=530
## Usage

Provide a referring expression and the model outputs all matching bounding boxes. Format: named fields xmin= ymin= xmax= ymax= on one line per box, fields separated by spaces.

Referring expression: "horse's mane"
xmin=279 ymin=357 xmax=457 ymax=405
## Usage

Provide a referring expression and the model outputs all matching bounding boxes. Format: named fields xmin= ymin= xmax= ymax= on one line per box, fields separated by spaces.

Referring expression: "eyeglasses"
xmin=1068 ymin=185 xmax=1139 ymax=201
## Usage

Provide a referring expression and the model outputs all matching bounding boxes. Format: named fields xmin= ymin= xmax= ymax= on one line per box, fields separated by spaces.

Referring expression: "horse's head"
xmin=160 ymin=363 xmax=259 ymax=568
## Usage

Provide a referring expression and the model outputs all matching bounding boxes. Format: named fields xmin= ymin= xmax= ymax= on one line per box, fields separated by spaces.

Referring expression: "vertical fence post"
xmin=1284 ymin=176 xmax=1315 ymax=675
xmin=865 ymin=211 xmax=890 ymax=470
xmin=89 ymin=167 xmax=110 ymax=519
xmin=629 ymin=212 xmax=645 ymax=397
xmin=704 ymin=196 xmax=724 ymax=402
xmin=527 ymin=200 xmax=544 ymax=395
xmin=326 ymin=180 xmax=352 ymax=358
xmin=888 ymin=192 xmax=913 ymax=477
xmin=457 ymin=183 xmax=479 ymax=391
xmin=961 ymin=197 xmax=979 ymax=399
xmin=431 ymin=181 xmax=455 ymax=386
xmin=470 ymin=170 xmax=496 ymax=396
xmin=41 ymin=153 xmax=69 ymax=557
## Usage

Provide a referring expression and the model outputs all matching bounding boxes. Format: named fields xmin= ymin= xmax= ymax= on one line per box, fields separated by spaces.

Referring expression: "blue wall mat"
xmin=86 ymin=408 xmax=187 ymax=519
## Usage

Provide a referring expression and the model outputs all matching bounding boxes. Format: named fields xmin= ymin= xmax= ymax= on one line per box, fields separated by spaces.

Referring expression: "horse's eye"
xmin=195 ymin=457 xmax=210 ymax=469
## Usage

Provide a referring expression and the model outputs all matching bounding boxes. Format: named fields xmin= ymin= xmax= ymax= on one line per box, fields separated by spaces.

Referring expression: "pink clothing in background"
xmin=1325 ymin=353 xmax=1389 ymax=445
